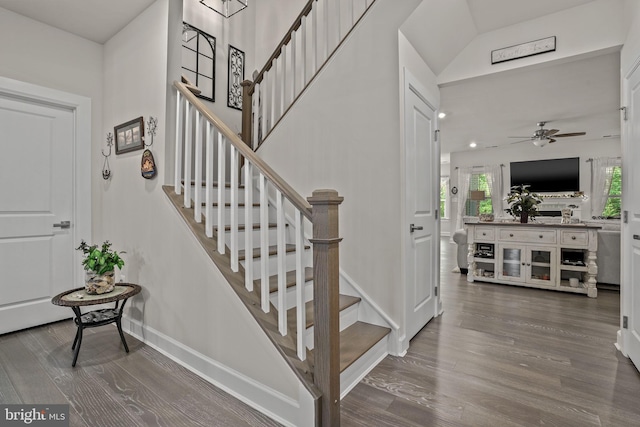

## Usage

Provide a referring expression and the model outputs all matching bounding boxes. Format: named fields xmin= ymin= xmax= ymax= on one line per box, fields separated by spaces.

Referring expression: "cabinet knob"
xmin=527 ymin=263 xmax=531 ymax=266
xmin=539 ymin=235 xmax=543 ymax=239
xmin=521 ymin=262 xmax=525 ymax=266
xmin=571 ymin=236 xmax=576 ymax=240
xmin=482 ymin=232 xmax=486 ymax=236
xmin=509 ymin=233 xmax=514 ymax=237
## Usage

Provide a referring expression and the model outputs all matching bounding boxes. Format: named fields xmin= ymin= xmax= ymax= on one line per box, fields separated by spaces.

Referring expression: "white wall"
xmin=257 ymin=0 xmax=422 ymax=337
xmin=0 ymin=7 xmax=104 ymax=234
xmin=183 ymin=0 xmax=256 ymax=132
xmin=438 ymin=0 xmax=627 ymax=85
xmin=100 ymin=0 xmax=302 ymax=420
xmin=447 ymin=138 xmax=622 ymax=234
xmin=182 ymin=0 xmax=308 ymax=136
xmin=621 ymin=0 xmax=640 ymax=74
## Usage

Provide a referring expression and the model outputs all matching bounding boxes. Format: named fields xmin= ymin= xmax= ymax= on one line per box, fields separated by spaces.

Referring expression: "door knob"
xmin=410 ymin=224 xmax=423 ymax=233
xmin=53 ymin=220 xmax=71 ymax=229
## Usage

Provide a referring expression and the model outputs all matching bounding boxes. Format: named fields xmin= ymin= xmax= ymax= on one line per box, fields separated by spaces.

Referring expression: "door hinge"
xmin=435 ymin=286 xmax=438 ymax=297
xmin=435 ymin=209 xmax=439 ymax=220
xmin=624 ymin=210 xmax=629 ymax=224
xmin=623 ymin=315 xmax=628 ymax=329
xmin=435 ymin=129 xmax=440 ymax=142
xmin=620 ymin=106 xmax=628 ymax=121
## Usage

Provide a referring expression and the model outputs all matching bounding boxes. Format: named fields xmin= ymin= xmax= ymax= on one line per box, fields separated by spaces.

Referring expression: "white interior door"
xmin=0 ymin=92 xmax=76 ymax=334
xmin=622 ymin=60 xmax=640 ymax=369
xmin=404 ymin=70 xmax=439 ymax=342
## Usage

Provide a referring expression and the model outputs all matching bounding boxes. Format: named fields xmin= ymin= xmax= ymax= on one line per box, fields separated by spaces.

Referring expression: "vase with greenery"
xmin=77 ymin=240 xmax=125 ymax=294
xmin=504 ymin=185 xmax=543 ymax=223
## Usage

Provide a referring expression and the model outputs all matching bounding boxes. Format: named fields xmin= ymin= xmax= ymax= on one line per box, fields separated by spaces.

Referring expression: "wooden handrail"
xmin=247 ymin=0 xmax=315 ymax=96
xmin=174 ymin=80 xmax=313 ymax=220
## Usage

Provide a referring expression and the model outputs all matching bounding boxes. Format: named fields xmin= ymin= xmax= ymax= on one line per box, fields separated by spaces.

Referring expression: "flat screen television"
xmin=510 ymin=157 xmax=580 ymax=193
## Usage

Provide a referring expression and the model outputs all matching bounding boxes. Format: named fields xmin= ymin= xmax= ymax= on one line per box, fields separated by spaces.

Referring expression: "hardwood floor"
xmin=0 ymin=320 xmax=282 ymax=426
xmin=341 ymin=237 xmax=640 ymax=427
xmin=1 ymin=237 xmax=638 ymax=426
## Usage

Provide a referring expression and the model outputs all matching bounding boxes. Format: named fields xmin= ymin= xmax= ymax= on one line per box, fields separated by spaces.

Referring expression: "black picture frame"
xmin=182 ymin=22 xmax=216 ymax=102
xmin=115 ymin=116 xmax=145 ymax=155
xmin=228 ymin=45 xmax=245 ymax=110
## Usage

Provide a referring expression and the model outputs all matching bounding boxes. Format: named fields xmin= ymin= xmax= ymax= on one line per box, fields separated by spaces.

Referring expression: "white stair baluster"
xmin=244 ymin=161 xmax=254 ymax=291
xmin=217 ymin=131 xmax=226 ymax=254
xmin=276 ymin=190 xmax=287 ymax=336
xmin=194 ymin=111 xmax=202 ymax=223
xmin=301 ymin=16 xmax=308 ymax=87
xmin=280 ymin=46 xmax=286 ymax=119
xmin=183 ymin=103 xmax=192 ymax=208
xmin=260 ymin=174 xmax=270 ymax=313
xmin=323 ymin=0 xmax=329 ymax=62
xmin=174 ymin=92 xmax=182 ymax=195
xmin=311 ymin=3 xmax=318 ymax=75
xmin=295 ymin=210 xmax=306 ymax=360
xmin=290 ymin=29 xmax=297 ymax=103
xmin=205 ymin=122 xmax=214 ymax=238
xmin=252 ymin=82 xmax=260 ymax=149
xmin=230 ymin=145 xmax=239 ymax=272
xmin=271 ymin=58 xmax=278 ymax=127
xmin=263 ymin=70 xmax=270 ymax=135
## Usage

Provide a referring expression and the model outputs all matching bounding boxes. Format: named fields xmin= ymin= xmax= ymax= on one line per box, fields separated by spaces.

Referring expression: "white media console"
xmin=465 ymin=222 xmax=601 ymax=297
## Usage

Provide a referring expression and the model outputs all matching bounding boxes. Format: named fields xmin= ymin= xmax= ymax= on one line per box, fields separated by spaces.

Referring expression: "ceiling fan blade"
xmin=544 ymin=129 xmax=559 ymax=136
xmin=554 ymin=132 xmax=586 ymax=137
xmin=548 ymin=138 xmax=557 ymax=143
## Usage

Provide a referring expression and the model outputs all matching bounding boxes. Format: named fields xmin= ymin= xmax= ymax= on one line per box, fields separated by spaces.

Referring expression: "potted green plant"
xmin=504 ymin=185 xmax=543 ymax=223
xmin=76 ymin=240 xmax=125 ymax=294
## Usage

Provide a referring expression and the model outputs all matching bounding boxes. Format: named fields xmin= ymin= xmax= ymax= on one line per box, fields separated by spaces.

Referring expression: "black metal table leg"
xmin=71 ymin=307 xmax=83 ymax=367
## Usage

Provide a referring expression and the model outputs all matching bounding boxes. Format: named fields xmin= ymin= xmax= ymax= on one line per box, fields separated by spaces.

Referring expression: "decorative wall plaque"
xmin=491 ymin=36 xmax=556 ymax=65
xmin=228 ymin=45 xmax=245 ymax=110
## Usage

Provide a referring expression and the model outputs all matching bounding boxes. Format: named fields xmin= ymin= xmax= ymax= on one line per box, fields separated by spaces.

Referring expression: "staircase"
xmin=168 ymin=87 xmax=389 ymax=425
xmin=168 ymin=1 xmax=389 ymax=425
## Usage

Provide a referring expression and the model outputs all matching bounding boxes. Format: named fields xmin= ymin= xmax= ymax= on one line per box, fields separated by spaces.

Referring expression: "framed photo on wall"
xmin=115 ymin=116 xmax=145 ymax=154
xmin=228 ymin=45 xmax=245 ymax=110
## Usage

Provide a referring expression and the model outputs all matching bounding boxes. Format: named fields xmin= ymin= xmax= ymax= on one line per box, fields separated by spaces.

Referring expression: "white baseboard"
xmin=121 ymin=316 xmax=315 ymax=427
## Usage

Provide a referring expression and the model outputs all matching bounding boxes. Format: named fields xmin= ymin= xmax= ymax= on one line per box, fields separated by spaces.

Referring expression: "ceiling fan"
xmin=510 ymin=122 xmax=586 ymax=147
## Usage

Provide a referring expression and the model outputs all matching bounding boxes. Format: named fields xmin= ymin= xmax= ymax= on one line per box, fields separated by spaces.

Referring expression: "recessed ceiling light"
xmin=469 ymin=142 xmax=477 ymax=148
xmin=438 ymin=112 xmax=446 ymax=119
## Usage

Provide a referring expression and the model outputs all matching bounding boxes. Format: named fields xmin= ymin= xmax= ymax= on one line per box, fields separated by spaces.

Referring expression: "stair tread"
xmin=287 ymin=294 xmax=361 ymax=329
xmin=260 ymin=267 xmax=314 ymax=293
xmin=215 ymin=223 xmax=277 ymax=232
xmin=339 ymin=322 xmax=390 ymax=373
xmin=182 ymin=179 xmax=245 ymax=189
xmin=238 ymin=244 xmax=309 ymax=261
xmin=202 ymin=202 xmax=261 ymax=207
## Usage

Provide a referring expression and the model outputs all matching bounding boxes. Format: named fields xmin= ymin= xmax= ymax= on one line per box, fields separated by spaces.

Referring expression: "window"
xmin=466 ymin=173 xmax=493 ymax=216
xmin=182 ymin=23 xmax=216 ymax=102
xmin=440 ymin=177 xmax=448 ymax=219
xmin=602 ymin=166 xmax=621 ymax=218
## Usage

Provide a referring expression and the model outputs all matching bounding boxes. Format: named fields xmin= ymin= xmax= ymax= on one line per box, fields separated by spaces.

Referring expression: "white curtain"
xmin=590 ymin=157 xmax=621 ymax=218
xmin=455 ymin=166 xmax=474 ymax=231
xmin=485 ymin=164 xmax=503 ymax=216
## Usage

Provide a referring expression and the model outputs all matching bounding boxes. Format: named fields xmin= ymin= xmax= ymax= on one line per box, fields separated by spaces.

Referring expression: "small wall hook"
xmin=102 ymin=132 xmax=113 ymax=180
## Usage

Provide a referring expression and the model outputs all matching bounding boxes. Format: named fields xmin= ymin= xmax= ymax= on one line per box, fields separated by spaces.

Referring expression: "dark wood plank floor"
xmin=0 ymin=318 xmax=282 ymax=426
xmin=341 ymin=237 xmax=640 ymax=427
xmin=2 ymin=237 xmax=638 ymax=426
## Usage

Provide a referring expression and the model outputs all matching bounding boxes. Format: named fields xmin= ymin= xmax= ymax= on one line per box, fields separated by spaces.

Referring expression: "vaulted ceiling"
xmin=0 ymin=0 xmax=621 ymax=158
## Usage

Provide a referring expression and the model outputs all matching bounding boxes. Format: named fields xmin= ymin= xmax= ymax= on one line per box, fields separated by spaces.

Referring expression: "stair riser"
xmin=303 ymin=303 xmax=359 ymax=350
xmin=219 ymin=227 xmax=279 ymax=250
xmin=269 ymin=280 xmax=314 ymax=310
xmin=191 ymin=186 xmax=260 ymax=203
xmin=204 ymin=206 xmax=262 ymax=224
xmin=240 ymin=249 xmax=311 ymax=279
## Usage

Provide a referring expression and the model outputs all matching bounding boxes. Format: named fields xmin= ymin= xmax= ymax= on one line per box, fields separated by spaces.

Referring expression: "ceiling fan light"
xmin=532 ymin=138 xmax=547 ymax=147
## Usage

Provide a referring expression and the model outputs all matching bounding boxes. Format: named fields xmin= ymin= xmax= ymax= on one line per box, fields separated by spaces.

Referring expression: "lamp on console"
xmin=470 ymin=190 xmax=486 ymax=216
